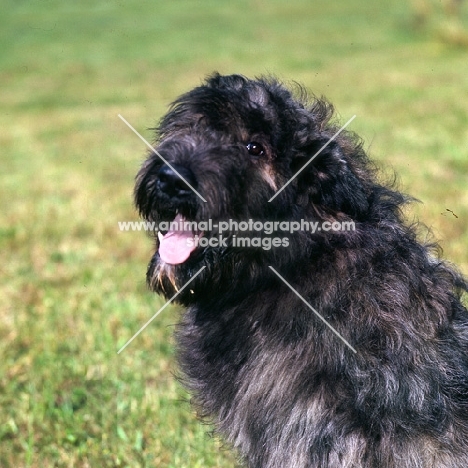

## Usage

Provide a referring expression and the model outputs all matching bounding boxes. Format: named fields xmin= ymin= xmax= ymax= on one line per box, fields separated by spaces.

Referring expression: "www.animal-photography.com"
xmin=1 ymin=1 xmax=467 ymax=467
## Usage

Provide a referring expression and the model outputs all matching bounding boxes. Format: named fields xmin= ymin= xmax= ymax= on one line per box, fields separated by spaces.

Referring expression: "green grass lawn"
xmin=1 ymin=0 xmax=467 ymax=466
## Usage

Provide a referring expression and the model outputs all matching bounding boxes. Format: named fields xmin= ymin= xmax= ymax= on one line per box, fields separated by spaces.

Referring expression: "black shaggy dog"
xmin=135 ymin=74 xmax=468 ymax=467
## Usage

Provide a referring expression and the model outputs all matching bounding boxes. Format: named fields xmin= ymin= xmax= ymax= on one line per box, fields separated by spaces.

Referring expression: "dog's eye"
xmin=246 ymin=142 xmax=265 ymax=157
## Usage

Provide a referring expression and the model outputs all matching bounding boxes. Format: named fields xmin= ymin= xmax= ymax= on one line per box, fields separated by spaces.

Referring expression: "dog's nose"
xmin=157 ymin=165 xmax=196 ymax=198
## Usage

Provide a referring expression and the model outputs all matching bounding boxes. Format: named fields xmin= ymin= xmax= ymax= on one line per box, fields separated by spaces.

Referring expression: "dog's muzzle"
xmin=155 ymin=164 xmax=202 ymax=265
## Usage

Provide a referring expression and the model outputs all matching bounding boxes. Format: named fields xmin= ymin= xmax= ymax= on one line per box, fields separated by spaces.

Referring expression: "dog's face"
xmin=135 ymin=74 xmax=373 ymax=302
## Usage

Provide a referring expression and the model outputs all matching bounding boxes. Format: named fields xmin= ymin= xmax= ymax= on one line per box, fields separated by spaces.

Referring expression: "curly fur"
xmin=135 ymin=73 xmax=468 ymax=467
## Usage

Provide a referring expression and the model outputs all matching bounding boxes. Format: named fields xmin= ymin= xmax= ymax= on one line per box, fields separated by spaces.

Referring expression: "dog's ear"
xmin=206 ymin=73 xmax=247 ymax=91
xmin=292 ymin=128 xmax=371 ymax=221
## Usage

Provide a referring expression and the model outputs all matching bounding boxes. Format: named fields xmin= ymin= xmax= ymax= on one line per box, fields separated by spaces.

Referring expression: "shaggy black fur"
xmin=135 ymin=73 xmax=468 ymax=467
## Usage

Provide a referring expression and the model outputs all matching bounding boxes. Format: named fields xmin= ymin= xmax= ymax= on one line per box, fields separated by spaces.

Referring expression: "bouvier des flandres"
xmin=134 ymin=73 xmax=468 ymax=467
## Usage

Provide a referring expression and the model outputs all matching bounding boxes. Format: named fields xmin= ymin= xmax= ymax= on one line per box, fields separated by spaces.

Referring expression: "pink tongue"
xmin=158 ymin=214 xmax=198 ymax=265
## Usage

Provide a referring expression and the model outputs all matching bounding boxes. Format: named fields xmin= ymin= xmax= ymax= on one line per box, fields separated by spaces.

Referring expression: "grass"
xmin=0 ymin=0 xmax=467 ymax=466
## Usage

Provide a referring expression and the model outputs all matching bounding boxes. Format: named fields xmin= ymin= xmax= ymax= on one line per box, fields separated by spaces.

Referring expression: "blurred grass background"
xmin=0 ymin=0 xmax=467 ymax=466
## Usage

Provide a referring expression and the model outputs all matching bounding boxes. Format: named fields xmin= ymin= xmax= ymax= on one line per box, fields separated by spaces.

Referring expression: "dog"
xmin=134 ymin=73 xmax=468 ymax=467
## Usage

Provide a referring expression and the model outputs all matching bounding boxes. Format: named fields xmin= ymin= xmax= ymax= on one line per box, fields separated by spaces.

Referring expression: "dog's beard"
xmin=147 ymin=259 xmax=179 ymax=296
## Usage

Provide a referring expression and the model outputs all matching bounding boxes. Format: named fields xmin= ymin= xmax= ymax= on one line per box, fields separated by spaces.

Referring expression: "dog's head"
xmin=135 ymin=74 xmax=402 ymax=303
